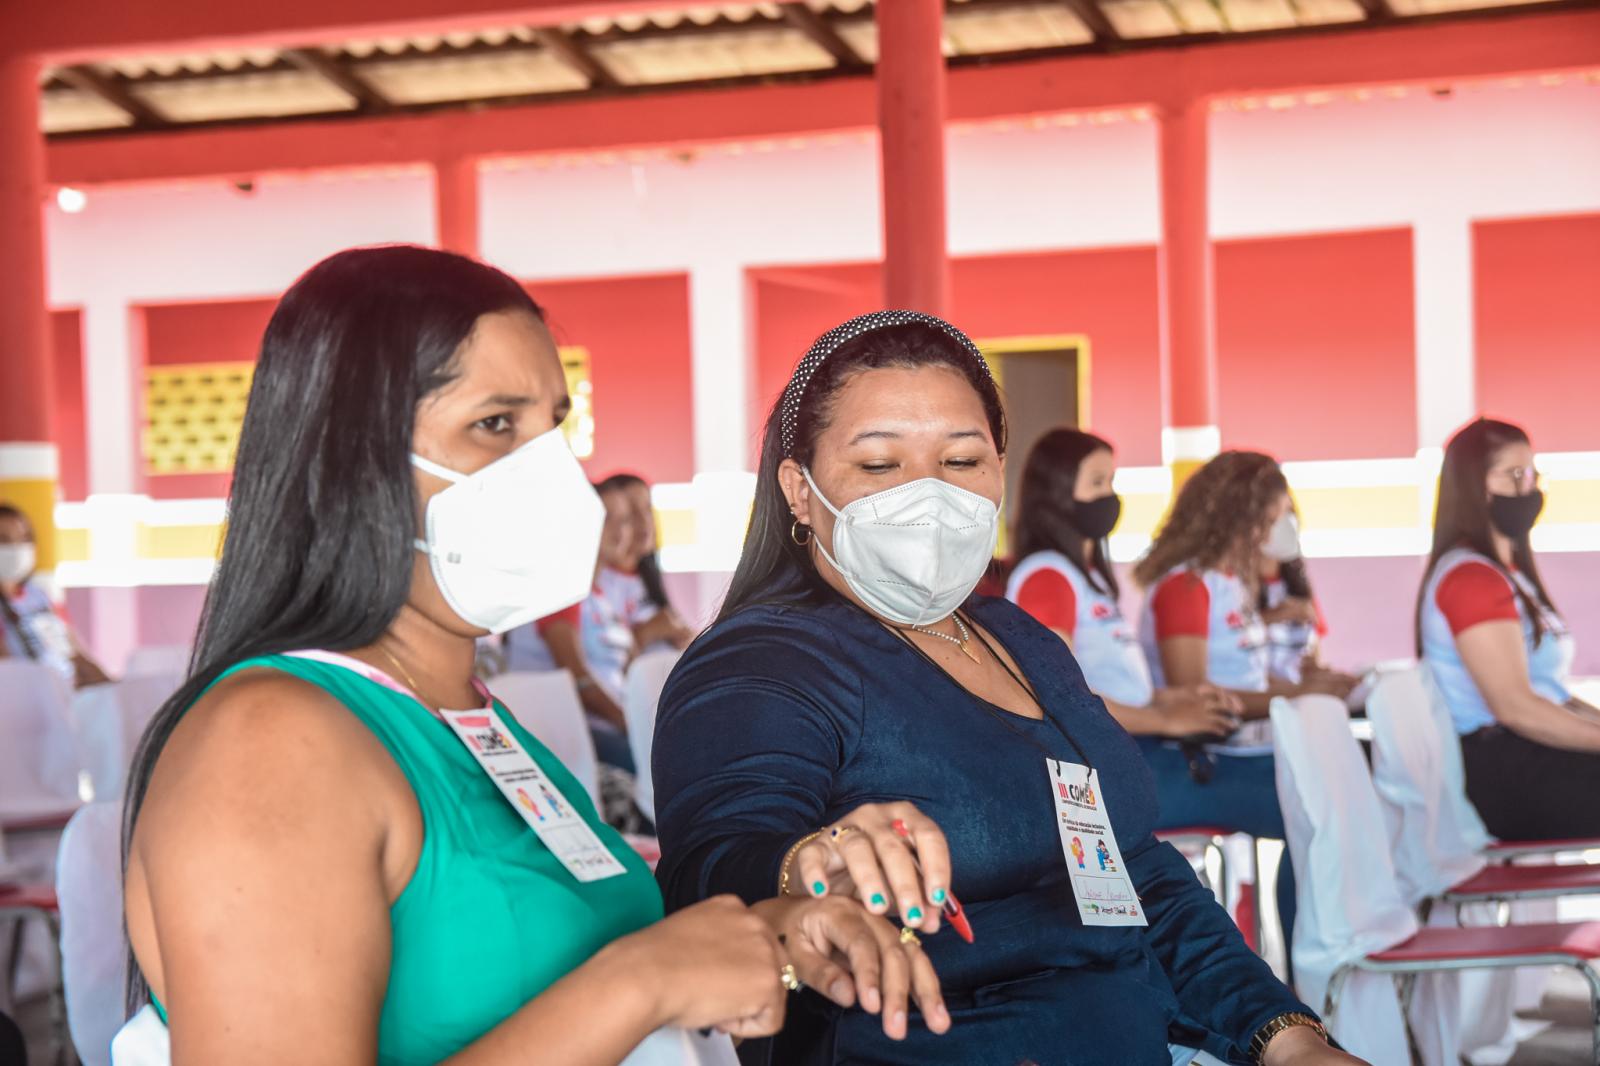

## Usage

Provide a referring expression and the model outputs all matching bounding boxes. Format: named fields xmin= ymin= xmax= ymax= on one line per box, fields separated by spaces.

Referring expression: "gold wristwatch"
xmin=1249 ymin=1012 xmax=1329 ymax=1063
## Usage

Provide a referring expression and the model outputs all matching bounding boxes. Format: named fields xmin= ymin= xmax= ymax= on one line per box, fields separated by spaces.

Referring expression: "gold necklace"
xmin=376 ymin=643 xmax=433 ymax=712
xmin=909 ymin=613 xmax=981 ymax=664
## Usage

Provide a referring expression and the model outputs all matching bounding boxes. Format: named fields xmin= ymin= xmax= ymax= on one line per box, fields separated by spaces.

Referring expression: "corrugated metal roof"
xmin=38 ymin=0 xmax=1580 ymax=137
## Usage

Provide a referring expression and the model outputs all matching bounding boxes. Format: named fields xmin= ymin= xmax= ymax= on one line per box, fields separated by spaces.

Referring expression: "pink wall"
xmin=1474 ymin=212 xmax=1600 ymax=454
xmin=1215 ymin=228 xmax=1418 ymax=459
xmin=527 ymin=273 xmax=696 ymax=486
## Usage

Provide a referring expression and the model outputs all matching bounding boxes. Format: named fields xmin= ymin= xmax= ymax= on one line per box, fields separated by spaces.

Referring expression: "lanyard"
xmin=884 ymin=609 xmax=1094 ymax=770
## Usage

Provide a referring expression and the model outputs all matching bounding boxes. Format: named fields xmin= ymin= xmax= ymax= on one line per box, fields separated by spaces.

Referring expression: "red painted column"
xmin=1157 ymin=96 xmax=1220 ymax=484
xmin=0 ymin=49 xmax=60 ymax=572
xmin=434 ymin=154 xmax=481 ymax=258
xmin=876 ymin=0 xmax=948 ymax=316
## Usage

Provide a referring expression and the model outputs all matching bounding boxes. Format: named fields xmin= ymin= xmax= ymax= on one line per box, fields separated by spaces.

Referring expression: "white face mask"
xmin=804 ymin=469 xmax=1000 ymax=626
xmin=413 ymin=428 xmax=604 ymax=635
xmin=1263 ymin=511 xmax=1302 ymax=563
xmin=0 ymin=543 xmax=36 ymax=584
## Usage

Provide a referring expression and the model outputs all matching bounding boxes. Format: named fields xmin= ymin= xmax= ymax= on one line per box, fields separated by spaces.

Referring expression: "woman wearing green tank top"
xmin=120 ymin=247 xmax=948 ymax=1064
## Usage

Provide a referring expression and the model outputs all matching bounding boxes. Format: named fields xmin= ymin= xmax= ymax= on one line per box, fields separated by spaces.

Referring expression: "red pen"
xmin=892 ymin=819 xmax=974 ymax=944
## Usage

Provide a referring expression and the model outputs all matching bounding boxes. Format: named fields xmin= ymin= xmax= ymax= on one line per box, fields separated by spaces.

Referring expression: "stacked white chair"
xmin=57 ymin=801 xmax=126 ymax=1066
xmin=1270 ymin=693 xmax=1419 ymax=1064
xmin=1366 ymin=667 xmax=1490 ymax=904
xmin=1366 ymin=666 xmax=1555 ymax=1062
xmin=623 ymin=651 xmax=680 ymax=824
xmin=72 ymin=675 xmax=179 ymax=803
xmin=487 ymin=671 xmax=601 ymax=808
xmin=121 ymin=646 xmax=189 ymax=681
xmin=0 ymin=660 xmax=83 ymax=830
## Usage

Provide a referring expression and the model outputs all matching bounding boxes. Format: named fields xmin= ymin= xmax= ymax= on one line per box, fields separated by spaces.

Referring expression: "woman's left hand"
xmin=1261 ymin=1026 xmax=1369 ymax=1066
xmin=786 ymin=801 xmax=951 ymax=932
xmin=753 ymin=896 xmax=951 ymax=1041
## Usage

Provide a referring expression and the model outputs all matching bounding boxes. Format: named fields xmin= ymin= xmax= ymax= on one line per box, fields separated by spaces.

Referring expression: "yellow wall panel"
xmin=144 ymin=362 xmax=254 ymax=475
xmin=137 ymin=523 xmax=226 ymax=560
xmin=1543 ymin=479 xmax=1600 ymax=524
xmin=1292 ymin=485 xmax=1421 ymax=530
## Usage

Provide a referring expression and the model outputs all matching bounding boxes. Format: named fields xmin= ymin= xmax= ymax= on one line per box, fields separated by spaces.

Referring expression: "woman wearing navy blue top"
xmin=654 ymin=312 xmax=1360 ymax=1066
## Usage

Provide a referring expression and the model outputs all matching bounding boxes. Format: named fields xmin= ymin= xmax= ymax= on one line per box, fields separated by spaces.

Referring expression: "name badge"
xmin=442 ymin=707 xmax=628 ymax=883
xmin=1047 ymin=759 xmax=1147 ymax=927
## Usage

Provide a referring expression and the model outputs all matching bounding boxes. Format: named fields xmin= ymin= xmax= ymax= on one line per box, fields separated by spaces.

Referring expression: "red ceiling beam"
xmin=45 ymin=8 xmax=1600 ymax=189
xmin=7 ymin=1 xmax=675 ymax=65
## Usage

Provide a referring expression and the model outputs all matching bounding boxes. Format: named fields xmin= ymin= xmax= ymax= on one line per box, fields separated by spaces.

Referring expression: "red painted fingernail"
xmin=891 ymin=818 xmax=911 ymax=837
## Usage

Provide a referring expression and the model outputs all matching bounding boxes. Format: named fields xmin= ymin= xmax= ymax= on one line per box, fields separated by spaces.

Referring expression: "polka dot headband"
xmin=779 ymin=309 xmax=992 ymax=457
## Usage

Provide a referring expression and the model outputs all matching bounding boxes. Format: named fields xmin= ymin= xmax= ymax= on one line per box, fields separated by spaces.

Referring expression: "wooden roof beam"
xmin=780 ymin=2 xmax=868 ymax=70
xmin=1056 ymin=0 xmax=1123 ymax=44
xmin=282 ymin=47 xmax=393 ymax=112
xmin=55 ymin=64 xmax=172 ymax=128
xmin=1352 ymin=0 xmax=1397 ymax=22
xmin=532 ymin=26 xmax=622 ymax=89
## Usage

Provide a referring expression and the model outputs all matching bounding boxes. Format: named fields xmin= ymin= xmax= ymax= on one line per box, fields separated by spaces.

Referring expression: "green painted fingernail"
xmin=931 ymin=888 xmax=947 ymax=904
xmin=907 ymin=906 xmax=924 ymax=921
xmin=870 ymin=892 xmax=887 ymax=907
xmin=812 ymin=881 xmax=827 ymax=896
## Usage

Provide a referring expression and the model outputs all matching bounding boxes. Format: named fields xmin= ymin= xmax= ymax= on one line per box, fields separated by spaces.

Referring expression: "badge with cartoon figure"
xmin=442 ymin=706 xmax=627 ymax=883
xmin=1047 ymin=759 xmax=1146 ymax=927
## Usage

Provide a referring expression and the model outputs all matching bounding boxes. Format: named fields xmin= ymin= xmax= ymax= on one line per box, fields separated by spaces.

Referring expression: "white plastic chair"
xmin=623 ymin=651 xmax=680 ymax=824
xmin=0 ymin=660 xmax=83 ymax=828
xmin=72 ymin=675 xmax=178 ymax=803
xmin=57 ymin=801 xmax=126 ymax=1066
xmin=488 ymin=671 xmax=601 ymax=808
xmin=121 ymin=646 xmax=189 ymax=681
xmin=1366 ymin=666 xmax=1489 ymax=905
xmin=1270 ymin=693 xmax=1419 ymax=1064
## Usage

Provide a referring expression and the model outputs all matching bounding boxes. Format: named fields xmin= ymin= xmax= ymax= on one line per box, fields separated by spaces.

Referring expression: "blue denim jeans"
xmin=1138 ymin=739 xmax=1296 ymax=973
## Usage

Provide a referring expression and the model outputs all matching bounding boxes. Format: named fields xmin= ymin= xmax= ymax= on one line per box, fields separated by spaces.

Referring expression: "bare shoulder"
xmin=135 ymin=666 xmax=407 ymax=852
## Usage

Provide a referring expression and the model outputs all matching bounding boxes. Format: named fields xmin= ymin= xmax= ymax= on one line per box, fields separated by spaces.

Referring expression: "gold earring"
xmin=791 ymin=520 xmax=813 ymax=546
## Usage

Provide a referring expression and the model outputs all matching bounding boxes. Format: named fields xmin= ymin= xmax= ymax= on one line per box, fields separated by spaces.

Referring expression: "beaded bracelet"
xmin=777 ymin=830 xmax=825 ymax=897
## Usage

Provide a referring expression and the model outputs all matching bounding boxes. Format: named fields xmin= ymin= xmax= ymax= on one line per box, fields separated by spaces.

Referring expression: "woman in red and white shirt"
xmin=1131 ymin=452 xmax=1352 ymax=962
xmin=1418 ymin=418 xmax=1599 ymax=841
xmin=1135 ymin=455 xmax=1356 ymax=717
xmin=1006 ymin=429 xmax=1241 ymax=740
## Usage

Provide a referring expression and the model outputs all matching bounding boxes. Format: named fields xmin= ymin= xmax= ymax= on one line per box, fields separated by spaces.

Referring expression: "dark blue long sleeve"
xmin=653 ymin=596 xmax=1311 ymax=1065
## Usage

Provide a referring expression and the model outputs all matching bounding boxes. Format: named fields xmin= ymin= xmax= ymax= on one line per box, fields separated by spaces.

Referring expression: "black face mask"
xmin=1068 ymin=493 xmax=1122 ymax=541
xmin=1489 ymin=490 xmax=1544 ymax=539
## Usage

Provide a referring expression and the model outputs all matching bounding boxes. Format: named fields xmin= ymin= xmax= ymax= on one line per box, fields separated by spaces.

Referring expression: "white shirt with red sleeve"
xmin=1421 ymin=546 xmax=1574 ymax=735
xmin=1138 ymin=566 xmax=1269 ymax=693
xmin=1006 ymin=551 xmax=1154 ymax=708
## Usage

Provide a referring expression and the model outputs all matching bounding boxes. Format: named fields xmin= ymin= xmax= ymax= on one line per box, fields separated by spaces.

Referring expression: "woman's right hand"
xmin=619 ymin=895 xmax=789 ymax=1036
xmin=1152 ymin=684 xmax=1242 ymax=738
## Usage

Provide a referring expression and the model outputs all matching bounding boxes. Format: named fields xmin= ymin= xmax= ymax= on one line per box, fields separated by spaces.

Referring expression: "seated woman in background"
xmin=499 ymin=479 xmax=641 ymax=772
xmin=654 ymin=311 xmax=1357 ymax=1066
xmin=120 ymin=247 xmax=930 ymax=1064
xmin=1257 ymin=507 xmax=1361 ymax=691
xmin=1132 ymin=452 xmax=1354 ymax=963
xmin=1418 ymin=417 xmax=1600 ymax=842
xmin=1006 ymin=427 xmax=1243 ymax=741
xmin=596 ymin=472 xmax=695 ymax=651
xmin=0 ymin=503 xmax=110 ymax=688
xmin=1135 ymin=453 xmax=1357 ymax=716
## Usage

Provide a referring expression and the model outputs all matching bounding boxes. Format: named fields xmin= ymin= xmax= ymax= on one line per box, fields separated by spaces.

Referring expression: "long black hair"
xmin=1011 ymin=428 xmax=1119 ymax=599
xmin=122 ymin=245 xmax=543 ymax=1008
xmin=717 ymin=318 xmax=1007 ymax=623
xmin=595 ymin=472 xmax=670 ymax=610
xmin=1415 ymin=417 xmax=1555 ymax=654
